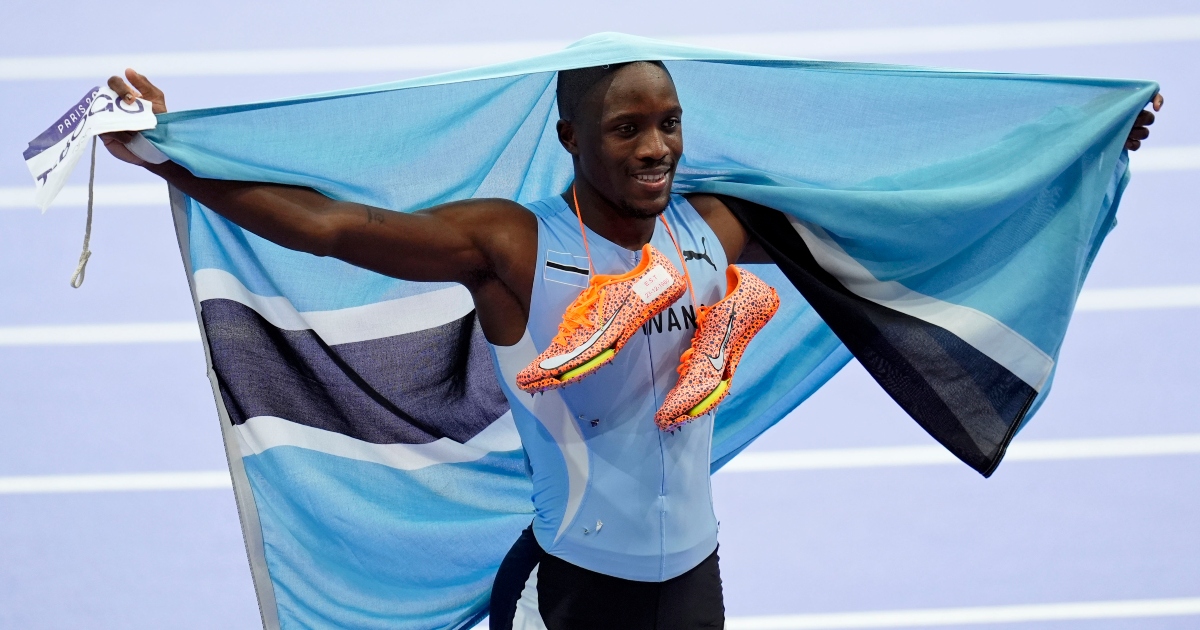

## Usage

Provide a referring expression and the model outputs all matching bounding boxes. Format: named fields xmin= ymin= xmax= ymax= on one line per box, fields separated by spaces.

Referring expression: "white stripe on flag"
xmin=724 ymin=597 xmax=1200 ymax=629
xmin=3 ymin=15 xmax=1198 ymax=80
xmin=722 ymin=433 xmax=1200 ymax=472
xmin=0 ymin=471 xmax=230 ymax=495
xmin=787 ymin=217 xmax=1056 ymax=391
xmin=193 ymin=268 xmax=475 ymax=345
xmin=234 ymin=412 xmax=522 ymax=471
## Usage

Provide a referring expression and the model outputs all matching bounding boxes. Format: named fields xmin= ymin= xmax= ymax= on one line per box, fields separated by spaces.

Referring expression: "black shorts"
xmin=489 ymin=527 xmax=724 ymax=630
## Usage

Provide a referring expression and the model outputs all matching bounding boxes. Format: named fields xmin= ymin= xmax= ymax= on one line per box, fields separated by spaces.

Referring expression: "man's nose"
xmin=635 ymin=129 xmax=670 ymax=161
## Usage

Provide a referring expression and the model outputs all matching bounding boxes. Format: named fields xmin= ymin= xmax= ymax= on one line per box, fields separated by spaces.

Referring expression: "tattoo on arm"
xmin=366 ymin=208 xmax=385 ymax=225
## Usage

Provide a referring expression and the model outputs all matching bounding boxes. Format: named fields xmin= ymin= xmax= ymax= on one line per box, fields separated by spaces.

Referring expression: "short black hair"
xmin=556 ymin=60 xmax=670 ymax=122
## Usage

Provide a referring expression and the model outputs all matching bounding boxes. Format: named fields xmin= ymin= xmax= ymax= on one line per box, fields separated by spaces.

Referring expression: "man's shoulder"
xmin=431 ymin=197 xmax=538 ymax=243
xmin=525 ymin=193 xmax=569 ymax=217
xmin=441 ymin=197 xmax=534 ymax=221
xmin=680 ymin=193 xmax=729 ymax=219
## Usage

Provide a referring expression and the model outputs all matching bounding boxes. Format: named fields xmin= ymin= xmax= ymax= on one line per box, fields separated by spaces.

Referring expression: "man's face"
xmin=566 ymin=63 xmax=683 ymax=219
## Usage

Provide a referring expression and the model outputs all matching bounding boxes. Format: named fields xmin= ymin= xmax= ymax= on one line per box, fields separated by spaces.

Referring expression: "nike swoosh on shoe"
xmin=539 ymin=301 xmax=626 ymax=371
xmin=706 ymin=304 xmax=736 ymax=374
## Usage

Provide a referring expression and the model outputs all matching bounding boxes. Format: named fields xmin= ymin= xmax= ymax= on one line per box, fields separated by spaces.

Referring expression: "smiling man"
xmin=106 ymin=61 xmax=759 ymax=630
xmin=102 ymin=59 xmax=1159 ymax=630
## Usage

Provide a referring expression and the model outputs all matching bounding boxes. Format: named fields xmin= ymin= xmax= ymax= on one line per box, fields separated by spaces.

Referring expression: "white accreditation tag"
xmin=23 ymin=86 xmax=158 ymax=212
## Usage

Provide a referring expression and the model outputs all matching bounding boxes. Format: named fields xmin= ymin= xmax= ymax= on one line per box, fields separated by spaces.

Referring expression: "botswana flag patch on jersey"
xmin=544 ymin=249 xmax=591 ymax=288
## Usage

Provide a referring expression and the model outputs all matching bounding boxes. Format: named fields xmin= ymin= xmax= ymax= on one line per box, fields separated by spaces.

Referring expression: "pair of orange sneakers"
xmin=515 ymin=242 xmax=780 ymax=431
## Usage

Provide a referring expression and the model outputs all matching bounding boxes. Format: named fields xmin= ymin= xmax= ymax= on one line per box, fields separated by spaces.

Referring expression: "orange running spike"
xmin=654 ymin=265 xmax=780 ymax=431
xmin=516 ymin=243 xmax=687 ymax=393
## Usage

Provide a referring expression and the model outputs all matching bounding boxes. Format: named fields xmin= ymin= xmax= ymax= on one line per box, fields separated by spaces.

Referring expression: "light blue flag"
xmin=143 ymin=33 xmax=1156 ymax=629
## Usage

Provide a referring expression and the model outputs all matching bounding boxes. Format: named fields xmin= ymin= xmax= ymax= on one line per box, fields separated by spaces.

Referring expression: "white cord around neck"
xmin=69 ymin=137 xmax=97 ymax=288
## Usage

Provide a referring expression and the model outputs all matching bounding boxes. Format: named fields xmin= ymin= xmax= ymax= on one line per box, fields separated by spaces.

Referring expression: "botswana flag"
xmin=151 ymin=33 xmax=1155 ymax=629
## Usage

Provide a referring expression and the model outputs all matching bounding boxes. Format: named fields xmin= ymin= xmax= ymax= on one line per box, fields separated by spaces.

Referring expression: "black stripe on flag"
xmin=721 ymin=196 xmax=1036 ymax=476
xmin=545 ymin=260 xmax=589 ymax=275
xmin=200 ymin=298 xmax=510 ymax=445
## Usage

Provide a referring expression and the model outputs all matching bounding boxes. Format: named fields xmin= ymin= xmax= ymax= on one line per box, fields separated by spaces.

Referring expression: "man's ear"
xmin=556 ymin=120 xmax=579 ymax=156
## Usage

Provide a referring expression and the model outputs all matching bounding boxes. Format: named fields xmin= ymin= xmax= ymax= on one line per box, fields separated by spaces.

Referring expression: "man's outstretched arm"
xmin=103 ymin=71 xmax=535 ymax=283
xmin=103 ymin=70 xmax=538 ymax=344
xmin=140 ymin=160 xmax=533 ymax=287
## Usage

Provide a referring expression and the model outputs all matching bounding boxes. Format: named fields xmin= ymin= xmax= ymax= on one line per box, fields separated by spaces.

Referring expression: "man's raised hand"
xmin=1126 ymin=92 xmax=1163 ymax=152
xmin=101 ymin=69 xmax=167 ymax=165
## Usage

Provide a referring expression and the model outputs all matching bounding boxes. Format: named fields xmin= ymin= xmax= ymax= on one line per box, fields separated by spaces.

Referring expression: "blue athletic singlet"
xmin=487 ymin=194 xmax=729 ymax=582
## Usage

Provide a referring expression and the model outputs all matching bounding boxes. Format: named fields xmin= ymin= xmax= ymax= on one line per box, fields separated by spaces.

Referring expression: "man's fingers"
xmin=1152 ymin=93 xmax=1164 ymax=111
xmin=101 ymin=131 xmax=136 ymax=144
xmin=1125 ymin=139 xmax=1141 ymax=151
xmin=99 ymin=132 xmax=147 ymax=166
xmin=1128 ymin=126 xmax=1150 ymax=141
xmin=124 ymin=68 xmax=167 ymax=113
xmin=1135 ymin=110 xmax=1155 ymax=126
xmin=106 ymin=75 xmax=141 ymax=103
xmin=126 ymin=69 xmax=158 ymax=96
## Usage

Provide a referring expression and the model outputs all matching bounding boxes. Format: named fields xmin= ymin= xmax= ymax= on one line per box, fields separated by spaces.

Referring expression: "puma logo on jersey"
xmin=682 ymin=237 xmax=717 ymax=271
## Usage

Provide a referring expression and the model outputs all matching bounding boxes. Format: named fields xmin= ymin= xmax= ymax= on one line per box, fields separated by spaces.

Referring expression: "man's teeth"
xmin=635 ymin=173 xmax=666 ymax=183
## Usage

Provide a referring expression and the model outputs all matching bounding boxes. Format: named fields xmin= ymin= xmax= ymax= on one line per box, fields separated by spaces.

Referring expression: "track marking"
xmin=1075 ymin=285 xmax=1200 ymax=311
xmin=0 ymin=471 xmax=230 ymax=495
xmin=722 ymin=433 xmax=1200 ymax=472
xmin=0 ymin=322 xmax=200 ymax=346
xmin=4 ymin=433 xmax=1198 ymax=494
xmin=2 ymin=15 xmax=1198 ymax=80
xmin=724 ymin=597 xmax=1200 ymax=629
xmin=0 ymin=183 xmax=166 ymax=210
xmin=1130 ymin=145 xmax=1200 ymax=172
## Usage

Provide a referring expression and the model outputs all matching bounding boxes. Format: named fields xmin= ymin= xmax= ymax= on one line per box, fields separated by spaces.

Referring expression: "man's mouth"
xmin=631 ymin=169 xmax=670 ymax=191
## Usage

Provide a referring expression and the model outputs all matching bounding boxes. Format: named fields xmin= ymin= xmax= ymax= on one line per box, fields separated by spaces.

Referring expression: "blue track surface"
xmin=1 ymin=1 xmax=1196 ymax=628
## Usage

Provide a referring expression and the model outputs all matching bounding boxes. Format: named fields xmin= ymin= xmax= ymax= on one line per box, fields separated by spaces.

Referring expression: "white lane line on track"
xmin=721 ymin=433 xmax=1200 ymax=472
xmin=1076 ymin=285 xmax=1200 ymax=311
xmin=2 ymin=14 xmax=1198 ymax=80
xmin=2 ymin=285 xmax=1197 ymax=348
xmin=0 ymin=471 xmax=230 ymax=495
xmin=0 ymin=322 xmax=200 ymax=346
xmin=1129 ymin=145 xmax=1200 ymax=172
xmin=4 ymin=433 xmax=1197 ymax=494
xmin=0 ymin=183 xmax=167 ymax=210
xmin=725 ymin=597 xmax=1200 ymax=629
xmin=0 ymin=145 xmax=1195 ymax=212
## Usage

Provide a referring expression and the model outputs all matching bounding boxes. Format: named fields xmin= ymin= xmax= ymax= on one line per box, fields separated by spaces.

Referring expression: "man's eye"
xmin=617 ymin=124 xmax=636 ymax=134
xmin=663 ymin=118 xmax=680 ymax=130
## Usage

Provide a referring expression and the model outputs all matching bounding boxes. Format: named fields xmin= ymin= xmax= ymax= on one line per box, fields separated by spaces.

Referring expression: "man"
xmin=103 ymin=61 xmax=1160 ymax=629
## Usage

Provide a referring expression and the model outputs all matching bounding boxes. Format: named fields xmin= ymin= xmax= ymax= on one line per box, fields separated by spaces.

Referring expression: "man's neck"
xmin=565 ymin=179 xmax=658 ymax=251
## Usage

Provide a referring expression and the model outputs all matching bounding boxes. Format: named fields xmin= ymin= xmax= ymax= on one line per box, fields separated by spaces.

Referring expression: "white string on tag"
xmin=69 ymin=137 xmax=97 ymax=288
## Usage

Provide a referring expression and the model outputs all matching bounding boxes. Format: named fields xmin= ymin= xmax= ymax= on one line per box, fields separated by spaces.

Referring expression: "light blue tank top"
xmin=487 ymin=194 xmax=728 ymax=582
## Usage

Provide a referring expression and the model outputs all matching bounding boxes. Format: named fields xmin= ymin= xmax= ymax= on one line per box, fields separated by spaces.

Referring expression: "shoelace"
xmin=557 ymin=183 xmax=697 ymax=348
xmin=674 ymin=304 xmax=711 ymax=376
xmin=552 ymin=276 xmax=605 ymax=345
